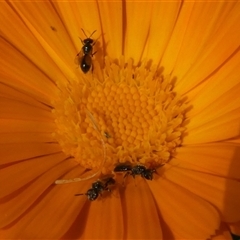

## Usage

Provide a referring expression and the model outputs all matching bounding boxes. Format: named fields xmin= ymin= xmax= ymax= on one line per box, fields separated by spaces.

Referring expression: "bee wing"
xmin=74 ymin=51 xmax=82 ymax=65
xmin=99 ymin=173 xmax=115 ymax=181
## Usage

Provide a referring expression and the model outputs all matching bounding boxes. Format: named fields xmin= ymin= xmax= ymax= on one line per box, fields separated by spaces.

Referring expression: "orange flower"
xmin=0 ymin=1 xmax=240 ymax=239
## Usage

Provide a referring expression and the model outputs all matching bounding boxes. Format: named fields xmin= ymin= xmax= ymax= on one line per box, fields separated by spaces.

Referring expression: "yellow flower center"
xmin=52 ymin=57 xmax=187 ymax=175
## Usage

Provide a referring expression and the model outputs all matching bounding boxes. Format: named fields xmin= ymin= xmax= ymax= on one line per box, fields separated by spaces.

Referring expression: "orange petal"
xmin=173 ymin=2 xmax=240 ymax=94
xmin=226 ymin=138 xmax=240 ymax=144
xmin=0 ymin=39 xmax=57 ymax=104
xmin=210 ymin=223 xmax=233 ymax=240
xmin=80 ymin=189 xmax=123 ymax=239
xmin=121 ymin=177 xmax=162 ymax=239
xmin=160 ymin=1 xmax=193 ymax=74
xmin=163 ymin=166 xmax=240 ymax=222
xmin=0 ymin=132 xmax=53 ymax=144
xmin=149 ymin=177 xmax=220 ymax=239
xmin=183 ymin=55 xmax=240 ymax=144
xmin=184 ymin=108 xmax=240 ymax=144
xmin=185 ymin=50 xmax=240 ymax=117
xmin=123 ymin=2 xmax=153 ymax=62
xmin=0 ymin=153 xmax=67 ymax=197
xmin=0 ymin=119 xmax=54 ymax=134
xmin=0 ymin=83 xmax=51 ymax=110
xmin=0 ymin=163 xmax=87 ymax=239
xmin=97 ymin=1 xmax=123 ymax=57
xmin=0 ymin=143 xmax=61 ymax=165
xmin=229 ymin=221 xmax=240 ymax=236
xmin=174 ymin=143 xmax=240 ymax=179
xmin=1 ymin=2 xmax=77 ymax=84
xmin=211 ymin=232 xmax=232 ymax=240
xmin=0 ymin=156 xmax=80 ymax=228
xmin=0 ymin=118 xmax=55 ymax=144
xmin=145 ymin=2 xmax=182 ymax=65
xmin=52 ymin=1 xmax=102 ymax=54
xmin=0 ymin=98 xmax=52 ymax=121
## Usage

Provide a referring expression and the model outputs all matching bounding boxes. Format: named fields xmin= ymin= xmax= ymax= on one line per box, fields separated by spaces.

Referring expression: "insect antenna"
xmin=78 ymin=36 xmax=84 ymax=45
xmin=81 ymin=28 xmax=96 ymax=38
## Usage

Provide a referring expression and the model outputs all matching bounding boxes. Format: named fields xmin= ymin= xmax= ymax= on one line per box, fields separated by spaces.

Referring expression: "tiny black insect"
xmin=104 ymin=131 xmax=111 ymax=139
xmin=75 ymin=176 xmax=115 ymax=201
xmin=114 ymin=163 xmax=157 ymax=180
xmin=76 ymin=29 xmax=96 ymax=74
xmin=50 ymin=26 xmax=57 ymax=31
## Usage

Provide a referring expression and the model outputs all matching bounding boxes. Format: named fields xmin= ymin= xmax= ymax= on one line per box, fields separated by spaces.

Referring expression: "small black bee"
xmin=114 ymin=163 xmax=157 ymax=180
xmin=75 ymin=176 xmax=115 ymax=201
xmin=76 ymin=29 xmax=96 ymax=73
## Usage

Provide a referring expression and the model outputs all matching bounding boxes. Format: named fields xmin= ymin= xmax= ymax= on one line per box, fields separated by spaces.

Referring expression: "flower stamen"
xmin=52 ymin=57 xmax=187 ymax=177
